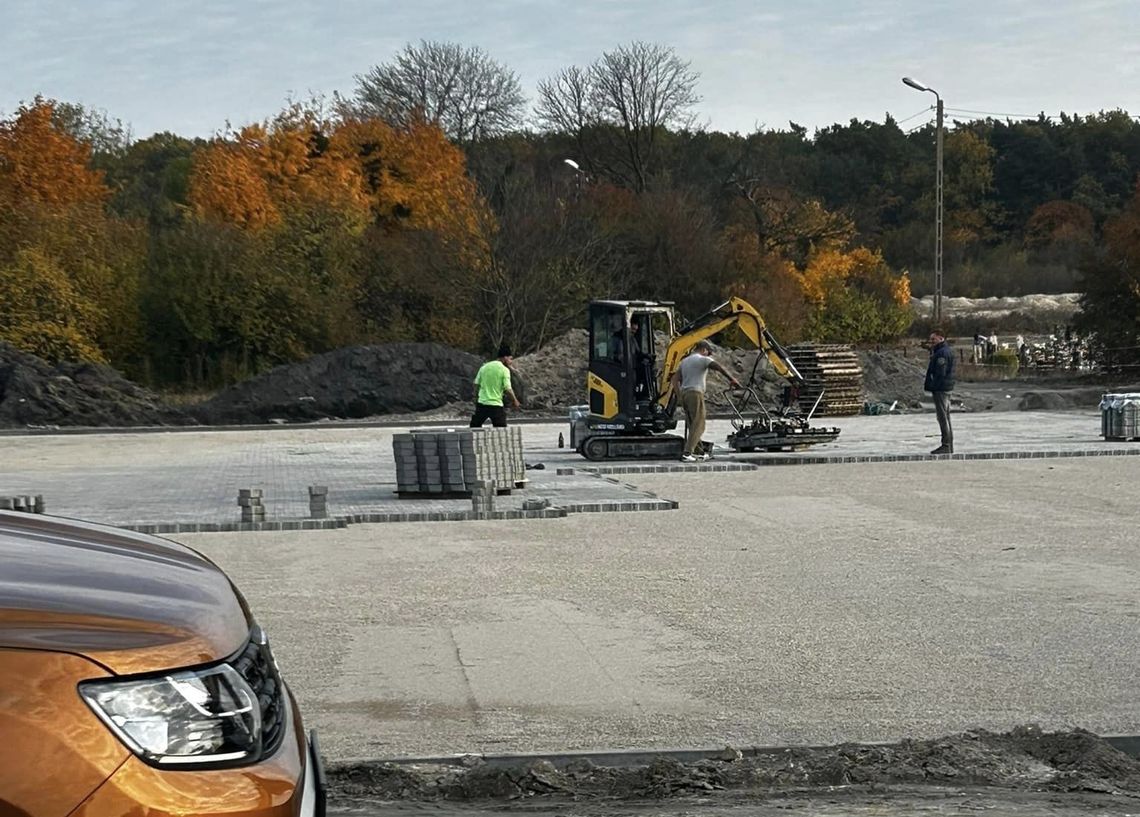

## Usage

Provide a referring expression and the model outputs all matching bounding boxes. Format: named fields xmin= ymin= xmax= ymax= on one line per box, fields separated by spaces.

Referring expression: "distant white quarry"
xmin=910 ymin=293 xmax=1080 ymax=319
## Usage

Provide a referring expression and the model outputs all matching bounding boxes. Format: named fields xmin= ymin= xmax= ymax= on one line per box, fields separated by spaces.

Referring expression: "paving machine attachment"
xmin=574 ymin=297 xmax=840 ymax=461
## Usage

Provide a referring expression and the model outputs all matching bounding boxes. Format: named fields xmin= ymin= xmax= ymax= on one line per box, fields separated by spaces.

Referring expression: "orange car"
xmin=0 ymin=511 xmax=325 ymax=816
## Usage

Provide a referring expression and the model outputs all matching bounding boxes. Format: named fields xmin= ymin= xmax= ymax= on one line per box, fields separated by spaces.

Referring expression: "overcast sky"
xmin=2 ymin=0 xmax=1138 ymax=140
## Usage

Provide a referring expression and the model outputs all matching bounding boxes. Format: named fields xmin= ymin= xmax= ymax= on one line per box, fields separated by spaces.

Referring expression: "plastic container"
xmin=568 ymin=405 xmax=590 ymax=450
xmin=1101 ymin=393 xmax=1140 ymax=440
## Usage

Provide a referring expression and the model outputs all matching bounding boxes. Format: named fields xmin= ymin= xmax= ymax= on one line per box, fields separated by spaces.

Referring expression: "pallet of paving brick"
xmin=395 ymin=485 xmax=517 ymax=499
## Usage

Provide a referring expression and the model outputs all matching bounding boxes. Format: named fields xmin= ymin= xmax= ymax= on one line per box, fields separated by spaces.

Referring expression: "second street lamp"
xmin=902 ymin=76 xmax=945 ymax=326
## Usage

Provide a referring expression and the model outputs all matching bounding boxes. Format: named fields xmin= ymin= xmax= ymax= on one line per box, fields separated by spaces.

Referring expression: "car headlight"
xmin=80 ymin=663 xmax=262 ymax=767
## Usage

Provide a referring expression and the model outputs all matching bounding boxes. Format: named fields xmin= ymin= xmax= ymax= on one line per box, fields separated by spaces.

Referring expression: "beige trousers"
xmin=681 ymin=389 xmax=706 ymax=455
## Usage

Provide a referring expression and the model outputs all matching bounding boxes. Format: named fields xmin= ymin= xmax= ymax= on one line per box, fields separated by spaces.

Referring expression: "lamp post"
xmin=902 ymin=76 xmax=944 ymax=326
xmin=563 ymin=158 xmax=583 ymax=198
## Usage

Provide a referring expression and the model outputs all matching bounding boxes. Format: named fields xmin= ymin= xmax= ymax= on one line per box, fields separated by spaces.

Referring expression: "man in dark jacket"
xmin=925 ymin=330 xmax=956 ymax=454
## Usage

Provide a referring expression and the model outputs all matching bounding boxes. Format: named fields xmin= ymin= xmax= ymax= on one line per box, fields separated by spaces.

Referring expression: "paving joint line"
xmin=574 ymin=447 xmax=1140 ymax=473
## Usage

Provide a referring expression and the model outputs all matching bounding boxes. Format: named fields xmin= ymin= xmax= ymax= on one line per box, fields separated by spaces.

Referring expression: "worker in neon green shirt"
xmin=470 ymin=344 xmax=521 ymax=427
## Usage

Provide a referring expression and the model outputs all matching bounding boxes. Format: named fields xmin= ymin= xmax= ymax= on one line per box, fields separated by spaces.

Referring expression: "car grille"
xmin=232 ymin=628 xmax=287 ymax=758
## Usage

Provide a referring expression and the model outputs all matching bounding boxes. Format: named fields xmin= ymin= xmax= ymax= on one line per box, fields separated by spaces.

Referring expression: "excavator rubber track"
xmin=579 ymin=434 xmax=693 ymax=461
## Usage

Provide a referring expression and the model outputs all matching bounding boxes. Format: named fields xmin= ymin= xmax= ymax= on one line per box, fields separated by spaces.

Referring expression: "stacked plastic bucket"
xmin=1100 ymin=393 xmax=1140 ymax=440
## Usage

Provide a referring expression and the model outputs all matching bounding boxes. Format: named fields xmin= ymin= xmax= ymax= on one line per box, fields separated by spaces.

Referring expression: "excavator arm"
xmin=657 ymin=297 xmax=804 ymax=409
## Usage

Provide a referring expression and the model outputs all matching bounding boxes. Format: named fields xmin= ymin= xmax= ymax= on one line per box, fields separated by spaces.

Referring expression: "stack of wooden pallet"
xmin=786 ymin=344 xmax=864 ymax=417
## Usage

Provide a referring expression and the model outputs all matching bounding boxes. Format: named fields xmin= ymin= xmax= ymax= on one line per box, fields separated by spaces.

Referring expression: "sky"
xmin=2 ymin=0 xmax=1139 ymax=140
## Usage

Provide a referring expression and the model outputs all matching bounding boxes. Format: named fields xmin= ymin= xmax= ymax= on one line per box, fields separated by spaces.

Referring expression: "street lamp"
xmin=902 ymin=76 xmax=944 ymax=326
xmin=563 ymin=158 xmax=583 ymax=197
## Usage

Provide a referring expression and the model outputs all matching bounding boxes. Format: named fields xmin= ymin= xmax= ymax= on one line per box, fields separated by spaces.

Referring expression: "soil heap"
xmin=511 ymin=330 xmax=589 ymax=411
xmin=198 ymin=343 xmax=482 ymax=424
xmin=858 ymin=346 xmax=929 ymax=409
xmin=0 ymin=343 xmax=190 ymax=428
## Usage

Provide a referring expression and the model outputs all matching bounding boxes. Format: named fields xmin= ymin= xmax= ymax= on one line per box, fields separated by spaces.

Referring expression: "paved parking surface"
xmin=3 ymin=411 xmax=1139 ymax=763
xmin=178 ymin=454 xmax=1140 ymax=761
xmin=2 ymin=410 xmax=1133 ymax=530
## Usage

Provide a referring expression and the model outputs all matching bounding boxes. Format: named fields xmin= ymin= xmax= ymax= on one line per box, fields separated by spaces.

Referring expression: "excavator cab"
xmin=583 ymin=302 xmax=678 ymax=454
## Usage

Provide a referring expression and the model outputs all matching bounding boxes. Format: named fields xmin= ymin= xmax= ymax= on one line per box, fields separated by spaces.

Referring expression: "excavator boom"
xmin=657 ymin=297 xmax=803 ymax=408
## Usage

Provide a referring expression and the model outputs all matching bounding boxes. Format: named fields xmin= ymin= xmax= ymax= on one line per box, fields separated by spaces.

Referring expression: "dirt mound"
xmin=859 ymin=347 xmax=928 ymax=408
xmin=512 ymin=330 xmax=589 ymax=411
xmin=199 ymin=343 xmax=482 ymax=424
xmin=328 ymin=727 xmax=1140 ymax=804
xmin=0 ymin=343 xmax=191 ymax=428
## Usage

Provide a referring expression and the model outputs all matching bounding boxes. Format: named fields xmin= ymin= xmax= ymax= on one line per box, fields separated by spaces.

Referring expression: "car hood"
xmin=0 ymin=511 xmax=251 ymax=675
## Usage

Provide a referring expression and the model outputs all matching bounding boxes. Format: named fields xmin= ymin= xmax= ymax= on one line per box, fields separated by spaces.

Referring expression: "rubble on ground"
xmin=328 ymin=727 xmax=1140 ymax=804
xmin=0 ymin=343 xmax=192 ymax=428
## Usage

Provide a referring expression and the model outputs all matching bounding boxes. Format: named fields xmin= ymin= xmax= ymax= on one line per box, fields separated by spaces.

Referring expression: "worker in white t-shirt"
xmin=669 ymin=340 xmax=740 ymax=462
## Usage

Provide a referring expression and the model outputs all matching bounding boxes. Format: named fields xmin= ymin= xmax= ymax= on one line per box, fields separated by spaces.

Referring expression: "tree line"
xmin=2 ymin=40 xmax=1138 ymax=387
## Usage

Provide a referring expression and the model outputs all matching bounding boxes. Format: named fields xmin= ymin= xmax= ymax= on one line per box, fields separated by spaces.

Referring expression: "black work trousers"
xmin=470 ymin=403 xmax=508 ymax=428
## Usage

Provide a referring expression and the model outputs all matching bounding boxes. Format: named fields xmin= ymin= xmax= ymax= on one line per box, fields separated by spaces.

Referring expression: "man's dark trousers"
xmin=470 ymin=404 xmax=507 ymax=428
xmin=932 ymin=391 xmax=953 ymax=451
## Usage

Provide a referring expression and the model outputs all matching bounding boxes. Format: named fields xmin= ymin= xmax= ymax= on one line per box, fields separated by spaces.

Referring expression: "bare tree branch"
xmin=354 ymin=41 xmax=526 ymax=142
xmin=534 ymin=42 xmax=701 ymax=192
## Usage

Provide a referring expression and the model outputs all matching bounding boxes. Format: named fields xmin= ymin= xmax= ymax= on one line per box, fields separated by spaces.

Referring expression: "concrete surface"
xmin=1 ymin=410 xmax=1134 ymax=530
xmin=178 ymin=455 xmax=1140 ymax=762
xmin=0 ymin=425 xmax=673 ymax=529
xmin=3 ymin=411 xmax=1138 ymax=764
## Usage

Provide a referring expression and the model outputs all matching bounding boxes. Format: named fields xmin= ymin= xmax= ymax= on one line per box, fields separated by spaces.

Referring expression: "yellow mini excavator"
xmin=573 ymin=297 xmax=841 ymax=461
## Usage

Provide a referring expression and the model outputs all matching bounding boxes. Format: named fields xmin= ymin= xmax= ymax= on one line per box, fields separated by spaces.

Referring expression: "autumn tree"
xmin=0 ymin=97 xmax=108 ymax=213
xmin=0 ymin=98 xmax=145 ymax=368
xmin=353 ymin=41 xmax=525 ymax=142
xmin=802 ymin=247 xmax=912 ymax=343
xmin=174 ymin=104 xmax=493 ymax=380
xmin=536 ymin=42 xmax=701 ymax=192
xmin=0 ymin=247 xmax=106 ymax=362
xmin=723 ymin=224 xmax=811 ymax=340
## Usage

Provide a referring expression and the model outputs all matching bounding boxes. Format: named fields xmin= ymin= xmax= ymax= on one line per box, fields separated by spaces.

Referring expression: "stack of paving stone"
xmin=0 ymin=495 xmax=44 ymax=514
xmin=237 ymin=489 xmax=265 ymax=523
xmin=393 ymin=428 xmax=524 ymax=496
xmin=308 ymin=485 xmax=328 ymax=519
xmin=786 ymin=343 xmax=864 ymax=417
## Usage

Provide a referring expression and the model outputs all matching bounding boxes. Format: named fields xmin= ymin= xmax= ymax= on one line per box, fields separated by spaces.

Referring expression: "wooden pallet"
xmin=396 ymin=479 xmax=528 ymax=500
xmin=787 ymin=343 xmax=864 ymax=417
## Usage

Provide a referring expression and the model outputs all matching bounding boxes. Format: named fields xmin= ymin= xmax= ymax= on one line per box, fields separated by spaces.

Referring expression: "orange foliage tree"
xmin=0 ymin=97 xmax=107 ymax=210
xmin=802 ymin=246 xmax=912 ymax=342
xmin=0 ymin=98 xmax=144 ymax=366
xmin=723 ymin=191 xmax=913 ymax=343
xmin=175 ymin=105 xmax=491 ymax=376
